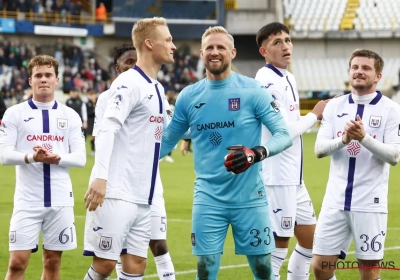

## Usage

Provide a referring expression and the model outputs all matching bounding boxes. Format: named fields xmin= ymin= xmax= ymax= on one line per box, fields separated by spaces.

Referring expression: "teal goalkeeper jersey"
xmin=160 ymin=72 xmax=292 ymax=208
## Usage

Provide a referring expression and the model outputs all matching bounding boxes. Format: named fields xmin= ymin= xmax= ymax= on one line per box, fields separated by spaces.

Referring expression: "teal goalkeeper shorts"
xmin=191 ymin=204 xmax=276 ymax=256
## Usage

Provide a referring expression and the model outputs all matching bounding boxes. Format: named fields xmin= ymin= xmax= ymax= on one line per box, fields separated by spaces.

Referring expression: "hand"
xmin=224 ymin=145 xmax=267 ymax=174
xmin=312 ymin=100 xmax=329 ymax=120
xmin=84 ymin=179 xmax=106 ymax=211
xmin=180 ymin=140 xmax=189 ymax=155
xmin=345 ymin=115 xmax=365 ymax=142
xmin=83 ymin=121 xmax=88 ymax=130
xmin=32 ymin=146 xmax=61 ymax=164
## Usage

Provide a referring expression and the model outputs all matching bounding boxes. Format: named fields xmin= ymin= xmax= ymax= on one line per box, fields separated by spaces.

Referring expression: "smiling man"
xmin=159 ymin=26 xmax=292 ymax=280
xmin=312 ymin=49 xmax=400 ymax=280
xmin=0 ymin=54 xmax=86 ymax=280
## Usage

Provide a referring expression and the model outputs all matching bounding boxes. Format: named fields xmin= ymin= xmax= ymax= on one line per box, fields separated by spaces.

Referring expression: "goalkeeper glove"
xmin=224 ymin=145 xmax=267 ymax=174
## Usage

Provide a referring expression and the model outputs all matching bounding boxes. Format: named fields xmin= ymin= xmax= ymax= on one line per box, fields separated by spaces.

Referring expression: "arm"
xmin=93 ymin=85 xmax=135 ymax=180
xmin=273 ymin=98 xmax=319 ymax=139
xmin=314 ymin=101 xmax=346 ymax=158
xmin=257 ymin=87 xmax=292 ymax=157
xmin=92 ymin=92 xmax=108 ymax=137
xmin=360 ymin=134 xmax=400 ymax=166
xmin=160 ymin=89 xmax=189 ymax=158
xmin=358 ymin=108 xmax=400 ymax=166
xmin=58 ymin=111 xmax=86 ymax=168
xmin=163 ymin=97 xmax=191 ymax=140
xmin=0 ymin=108 xmax=27 ymax=165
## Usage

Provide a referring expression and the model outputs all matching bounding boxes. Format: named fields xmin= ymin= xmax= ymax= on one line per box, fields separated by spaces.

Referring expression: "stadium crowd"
xmin=0 ymin=0 xmax=83 ymax=15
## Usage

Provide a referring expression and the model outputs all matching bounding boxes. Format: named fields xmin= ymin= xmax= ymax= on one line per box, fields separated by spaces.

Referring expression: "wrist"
xmin=25 ymin=154 xmax=35 ymax=164
xmin=251 ymin=146 xmax=267 ymax=162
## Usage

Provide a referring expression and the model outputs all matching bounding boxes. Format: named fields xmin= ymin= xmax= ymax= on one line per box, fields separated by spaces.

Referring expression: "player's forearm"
xmin=264 ymin=129 xmax=292 ymax=157
xmin=93 ymin=130 xmax=115 ymax=180
xmin=0 ymin=145 xmax=28 ymax=165
xmin=360 ymin=134 xmax=400 ymax=166
xmin=287 ymin=113 xmax=318 ymax=139
xmin=181 ymin=128 xmax=191 ymax=140
xmin=314 ymin=137 xmax=346 ymax=158
xmin=160 ymin=128 xmax=183 ymax=158
xmin=58 ymin=150 xmax=86 ymax=167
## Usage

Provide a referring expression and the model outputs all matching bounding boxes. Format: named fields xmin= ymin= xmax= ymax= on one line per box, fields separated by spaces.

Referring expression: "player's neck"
xmin=351 ymin=88 xmax=376 ymax=97
xmin=32 ymin=94 xmax=54 ymax=103
xmin=206 ymin=68 xmax=232 ymax=81
xmin=135 ymin=57 xmax=160 ymax=80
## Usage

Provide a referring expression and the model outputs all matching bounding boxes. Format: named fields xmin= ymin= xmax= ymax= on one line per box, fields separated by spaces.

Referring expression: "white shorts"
xmin=151 ymin=194 xmax=167 ymax=240
xmin=9 ymin=206 xmax=76 ymax=252
xmin=83 ymin=198 xmax=151 ymax=261
xmin=313 ymin=207 xmax=387 ymax=260
xmin=265 ymin=184 xmax=316 ymax=237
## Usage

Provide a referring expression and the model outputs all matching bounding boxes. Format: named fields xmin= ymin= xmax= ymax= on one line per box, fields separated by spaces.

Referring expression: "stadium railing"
xmin=0 ymin=9 xmax=113 ymax=24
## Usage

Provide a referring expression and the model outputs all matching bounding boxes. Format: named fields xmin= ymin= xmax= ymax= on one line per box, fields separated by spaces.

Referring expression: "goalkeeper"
xmin=160 ymin=26 xmax=291 ymax=280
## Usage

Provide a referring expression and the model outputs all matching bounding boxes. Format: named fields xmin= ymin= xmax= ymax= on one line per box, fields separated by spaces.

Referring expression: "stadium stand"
xmin=112 ymin=0 xmax=216 ymax=19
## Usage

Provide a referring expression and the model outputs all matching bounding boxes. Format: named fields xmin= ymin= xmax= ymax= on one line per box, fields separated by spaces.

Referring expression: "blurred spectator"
xmin=96 ymin=2 xmax=107 ymax=22
xmin=86 ymin=89 xmax=97 ymax=156
xmin=65 ymin=87 xmax=87 ymax=133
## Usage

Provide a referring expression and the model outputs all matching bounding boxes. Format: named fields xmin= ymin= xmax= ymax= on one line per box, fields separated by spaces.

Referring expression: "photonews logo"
xmin=321 ymin=260 xmax=399 ymax=271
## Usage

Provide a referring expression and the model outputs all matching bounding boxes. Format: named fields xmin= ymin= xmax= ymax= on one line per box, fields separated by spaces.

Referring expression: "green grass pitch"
xmin=0 ymin=133 xmax=399 ymax=279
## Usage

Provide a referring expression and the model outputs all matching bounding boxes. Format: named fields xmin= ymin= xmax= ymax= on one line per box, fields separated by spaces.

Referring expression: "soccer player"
xmin=92 ymin=45 xmax=176 ymax=280
xmin=82 ymin=17 xmax=176 ymax=280
xmin=312 ymin=49 xmax=400 ymax=280
xmin=159 ymin=26 xmax=292 ymax=280
xmin=254 ymin=22 xmax=328 ymax=280
xmin=0 ymin=54 xmax=86 ymax=280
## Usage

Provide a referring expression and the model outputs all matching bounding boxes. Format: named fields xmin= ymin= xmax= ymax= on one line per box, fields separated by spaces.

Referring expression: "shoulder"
xmin=110 ymin=69 xmax=141 ymax=92
xmin=231 ymin=72 xmax=263 ymax=89
xmin=287 ymin=71 xmax=296 ymax=81
xmin=97 ymin=90 xmax=110 ymax=102
xmin=5 ymin=101 xmax=26 ymax=114
xmin=179 ymin=79 xmax=206 ymax=98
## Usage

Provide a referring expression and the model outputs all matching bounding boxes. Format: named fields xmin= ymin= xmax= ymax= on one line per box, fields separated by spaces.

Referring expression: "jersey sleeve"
xmin=58 ymin=110 xmax=86 ymax=168
xmin=160 ymin=88 xmax=190 ymax=158
xmin=102 ymin=81 xmax=138 ymax=130
xmin=383 ymin=106 xmax=400 ymax=144
xmin=314 ymin=100 xmax=346 ymax=158
xmin=0 ymin=107 xmax=27 ymax=165
xmin=254 ymin=85 xmax=292 ymax=157
xmin=92 ymin=92 xmax=108 ymax=137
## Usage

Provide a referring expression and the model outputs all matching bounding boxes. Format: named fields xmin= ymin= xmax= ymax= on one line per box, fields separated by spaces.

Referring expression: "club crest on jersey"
xmin=369 ymin=115 xmax=381 ymax=128
xmin=228 ymin=98 xmax=240 ymax=111
xmin=57 ymin=118 xmax=68 ymax=130
xmin=9 ymin=231 xmax=16 ymax=243
xmin=281 ymin=217 xmax=292 ymax=229
xmin=99 ymin=236 xmax=112 ymax=251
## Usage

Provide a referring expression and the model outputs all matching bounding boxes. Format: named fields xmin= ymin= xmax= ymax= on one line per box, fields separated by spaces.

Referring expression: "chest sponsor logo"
xmin=369 ymin=115 xmax=382 ymax=128
xmin=149 ymin=116 xmax=164 ymax=123
xmin=228 ymin=98 xmax=240 ymax=111
xmin=197 ymin=121 xmax=234 ymax=131
xmin=57 ymin=118 xmax=68 ymax=130
xmin=290 ymin=104 xmax=299 ymax=111
xmin=209 ymin=132 xmax=222 ymax=146
xmin=27 ymin=135 xmax=65 ymax=142
xmin=347 ymin=141 xmax=361 ymax=156
xmin=154 ymin=126 xmax=163 ymax=141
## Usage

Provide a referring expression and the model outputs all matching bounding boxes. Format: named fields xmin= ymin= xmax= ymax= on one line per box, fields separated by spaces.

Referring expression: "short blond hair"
xmin=201 ymin=26 xmax=234 ymax=48
xmin=132 ymin=17 xmax=167 ymax=51
xmin=28 ymin=55 xmax=59 ymax=78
